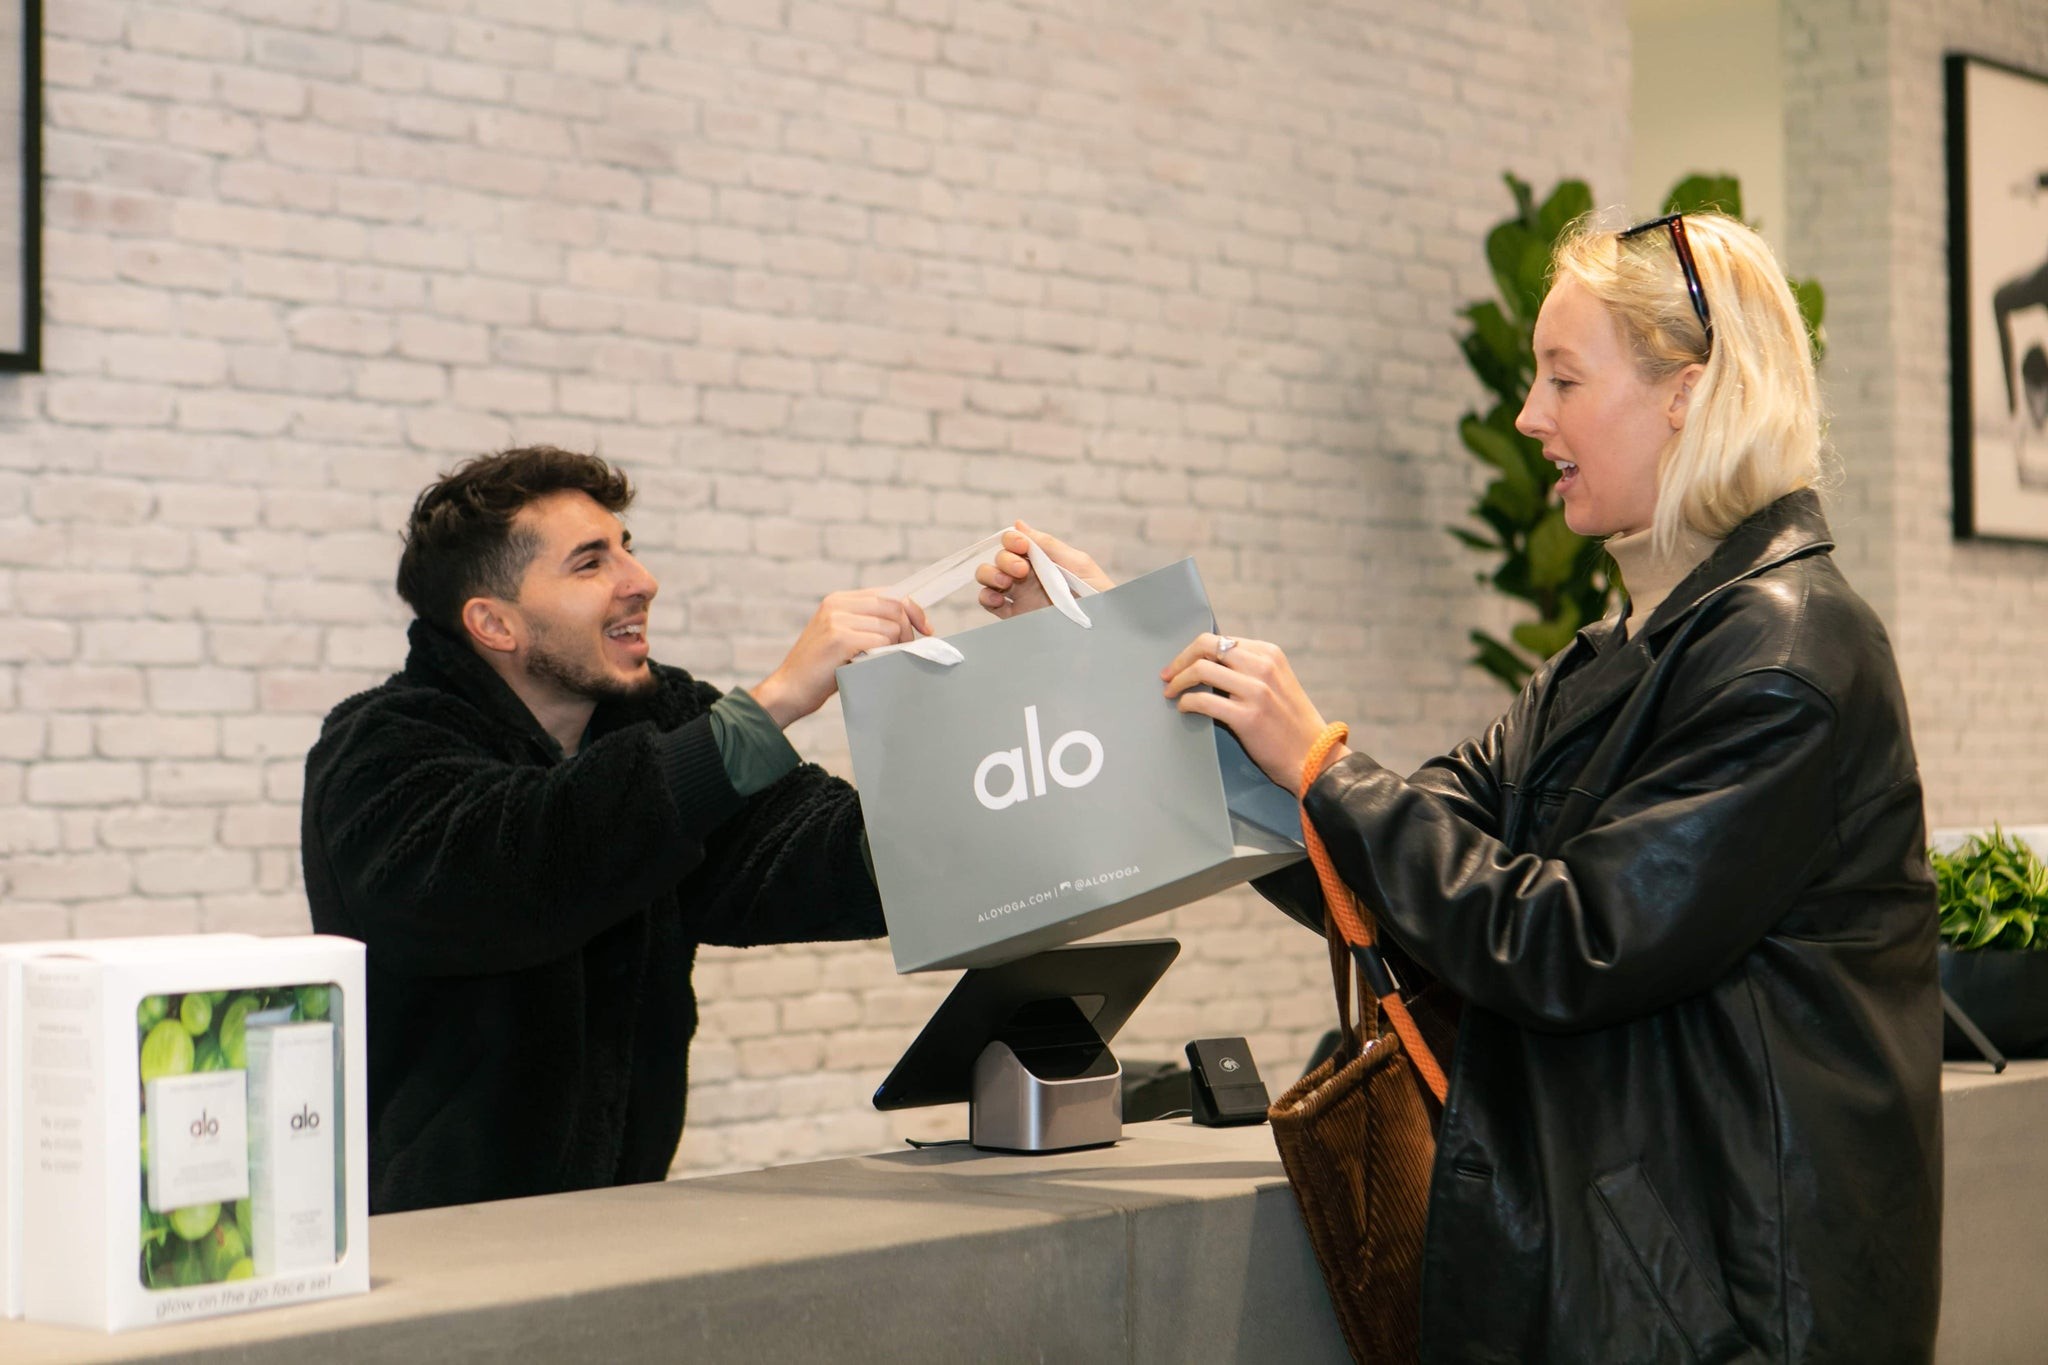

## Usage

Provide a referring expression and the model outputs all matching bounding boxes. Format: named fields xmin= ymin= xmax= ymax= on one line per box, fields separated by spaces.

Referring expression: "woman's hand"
xmin=974 ymin=521 xmax=1115 ymax=618
xmin=1162 ymin=633 xmax=1346 ymax=796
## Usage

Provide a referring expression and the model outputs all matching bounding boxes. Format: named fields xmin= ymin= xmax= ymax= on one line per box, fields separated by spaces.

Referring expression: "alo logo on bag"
xmin=290 ymin=1103 xmax=322 ymax=1134
xmin=974 ymin=705 xmax=1104 ymax=811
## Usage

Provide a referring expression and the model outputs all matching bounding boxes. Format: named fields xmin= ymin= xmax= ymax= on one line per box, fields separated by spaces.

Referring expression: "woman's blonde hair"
xmin=1551 ymin=212 xmax=1823 ymax=556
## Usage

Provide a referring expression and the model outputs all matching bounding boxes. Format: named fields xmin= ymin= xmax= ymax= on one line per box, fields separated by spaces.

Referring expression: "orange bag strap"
xmin=1301 ymin=723 xmax=1450 ymax=1106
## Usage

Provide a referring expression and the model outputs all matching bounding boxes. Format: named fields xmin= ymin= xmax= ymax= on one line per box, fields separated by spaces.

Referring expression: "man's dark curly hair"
xmin=396 ymin=446 xmax=634 ymax=635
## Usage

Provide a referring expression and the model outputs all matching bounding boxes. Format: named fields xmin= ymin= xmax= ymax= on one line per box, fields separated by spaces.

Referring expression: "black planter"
xmin=1940 ymin=945 xmax=2048 ymax=1059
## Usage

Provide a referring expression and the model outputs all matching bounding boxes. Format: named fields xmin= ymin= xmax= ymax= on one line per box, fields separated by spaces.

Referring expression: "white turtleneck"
xmin=1605 ymin=525 xmax=1718 ymax=640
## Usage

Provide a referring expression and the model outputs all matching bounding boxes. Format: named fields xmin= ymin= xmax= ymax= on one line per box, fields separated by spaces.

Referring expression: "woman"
xmin=980 ymin=214 xmax=1942 ymax=1363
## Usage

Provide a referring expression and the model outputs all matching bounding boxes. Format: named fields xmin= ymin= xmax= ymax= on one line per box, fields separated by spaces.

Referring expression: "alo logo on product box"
xmin=974 ymin=705 xmax=1105 ymax=811
xmin=145 ymin=1070 xmax=251 ymax=1213
xmin=289 ymin=1103 xmax=323 ymax=1135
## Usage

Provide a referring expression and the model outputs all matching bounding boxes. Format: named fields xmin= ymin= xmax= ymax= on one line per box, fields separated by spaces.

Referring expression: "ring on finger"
xmin=1215 ymin=635 xmax=1238 ymax=656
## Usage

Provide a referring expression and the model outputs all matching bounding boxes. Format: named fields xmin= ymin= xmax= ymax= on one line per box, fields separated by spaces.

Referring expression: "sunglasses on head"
xmin=1618 ymin=213 xmax=1714 ymax=354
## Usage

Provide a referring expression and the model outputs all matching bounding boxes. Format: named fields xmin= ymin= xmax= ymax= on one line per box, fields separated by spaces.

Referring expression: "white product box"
xmin=1 ymin=934 xmax=257 ymax=1321
xmin=12 ymin=935 xmax=368 ymax=1332
xmin=145 ymin=1071 xmax=251 ymax=1213
xmin=246 ymin=1022 xmax=335 ymax=1277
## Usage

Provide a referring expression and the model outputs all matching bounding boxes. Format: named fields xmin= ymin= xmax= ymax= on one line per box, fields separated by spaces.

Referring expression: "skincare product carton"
xmin=12 ymin=935 xmax=367 ymax=1332
xmin=245 ymin=1021 xmax=336 ymax=1277
xmin=1 ymin=935 xmax=256 ymax=1321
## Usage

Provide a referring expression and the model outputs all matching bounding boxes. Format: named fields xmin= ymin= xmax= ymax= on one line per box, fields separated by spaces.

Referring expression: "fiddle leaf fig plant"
xmin=1932 ymin=827 xmax=2048 ymax=951
xmin=1451 ymin=172 xmax=1828 ymax=690
xmin=1450 ymin=173 xmax=1612 ymax=690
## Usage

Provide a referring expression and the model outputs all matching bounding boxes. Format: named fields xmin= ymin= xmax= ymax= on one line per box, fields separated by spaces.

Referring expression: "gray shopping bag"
xmin=839 ymin=537 xmax=1303 ymax=973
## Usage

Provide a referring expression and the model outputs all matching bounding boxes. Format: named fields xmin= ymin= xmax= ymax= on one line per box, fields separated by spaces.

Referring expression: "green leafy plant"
xmin=1932 ymin=827 xmax=2048 ymax=951
xmin=1451 ymin=173 xmax=1828 ymax=690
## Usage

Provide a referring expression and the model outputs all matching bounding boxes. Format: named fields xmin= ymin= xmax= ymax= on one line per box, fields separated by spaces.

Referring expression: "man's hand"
xmin=1161 ymin=633 xmax=1343 ymax=796
xmin=752 ymin=591 xmax=931 ymax=728
xmin=973 ymin=521 xmax=1115 ymax=618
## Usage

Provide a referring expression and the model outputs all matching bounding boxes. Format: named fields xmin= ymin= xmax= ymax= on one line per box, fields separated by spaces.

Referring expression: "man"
xmin=302 ymin=447 xmax=927 ymax=1212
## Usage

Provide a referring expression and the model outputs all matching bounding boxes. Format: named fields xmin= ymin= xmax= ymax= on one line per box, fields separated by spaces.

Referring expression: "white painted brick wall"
xmin=0 ymin=0 xmax=1630 ymax=1174
xmin=1786 ymin=0 xmax=2048 ymax=834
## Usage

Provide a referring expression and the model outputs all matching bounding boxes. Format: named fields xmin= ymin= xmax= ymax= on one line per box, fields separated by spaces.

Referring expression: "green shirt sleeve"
xmin=706 ymin=688 xmax=802 ymax=798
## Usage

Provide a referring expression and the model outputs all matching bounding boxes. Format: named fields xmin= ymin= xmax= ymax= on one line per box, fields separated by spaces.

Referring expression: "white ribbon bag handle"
xmin=861 ymin=529 xmax=1098 ymax=667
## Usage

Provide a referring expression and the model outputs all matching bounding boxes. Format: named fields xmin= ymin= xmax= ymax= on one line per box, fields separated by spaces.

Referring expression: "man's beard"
xmin=524 ymin=621 xmax=657 ymax=704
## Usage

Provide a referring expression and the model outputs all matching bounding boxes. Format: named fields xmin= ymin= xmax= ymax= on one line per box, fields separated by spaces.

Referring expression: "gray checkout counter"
xmin=5 ymin=1061 xmax=2044 ymax=1364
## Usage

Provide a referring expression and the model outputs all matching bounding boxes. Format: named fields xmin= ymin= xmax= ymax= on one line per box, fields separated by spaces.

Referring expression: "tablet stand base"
xmin=871 ymin=939 xmax=1179 ymax=1149
xmin=967 ymin=1000 xmax=1123 ymax=1153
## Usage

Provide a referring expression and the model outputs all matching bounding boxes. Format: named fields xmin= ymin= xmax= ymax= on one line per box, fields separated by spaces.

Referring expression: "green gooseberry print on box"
xmin=135 ymin=983 xmax=343 ymax=1291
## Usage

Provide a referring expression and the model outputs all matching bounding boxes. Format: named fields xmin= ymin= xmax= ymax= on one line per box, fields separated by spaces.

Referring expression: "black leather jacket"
xmin=1267 ymin=492 xmax=1942 ymax=1363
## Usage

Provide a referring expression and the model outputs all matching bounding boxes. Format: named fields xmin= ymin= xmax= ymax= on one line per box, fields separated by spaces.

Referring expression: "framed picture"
xmin=0 ymin=0 xmax=37 ymax=372
xmin=1948 ymin=54 xmax=2048 ymax=540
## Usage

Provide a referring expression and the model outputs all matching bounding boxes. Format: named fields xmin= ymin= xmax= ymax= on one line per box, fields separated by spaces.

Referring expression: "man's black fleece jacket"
xmin=302 ymin=620 xmax=884 ymax=1214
